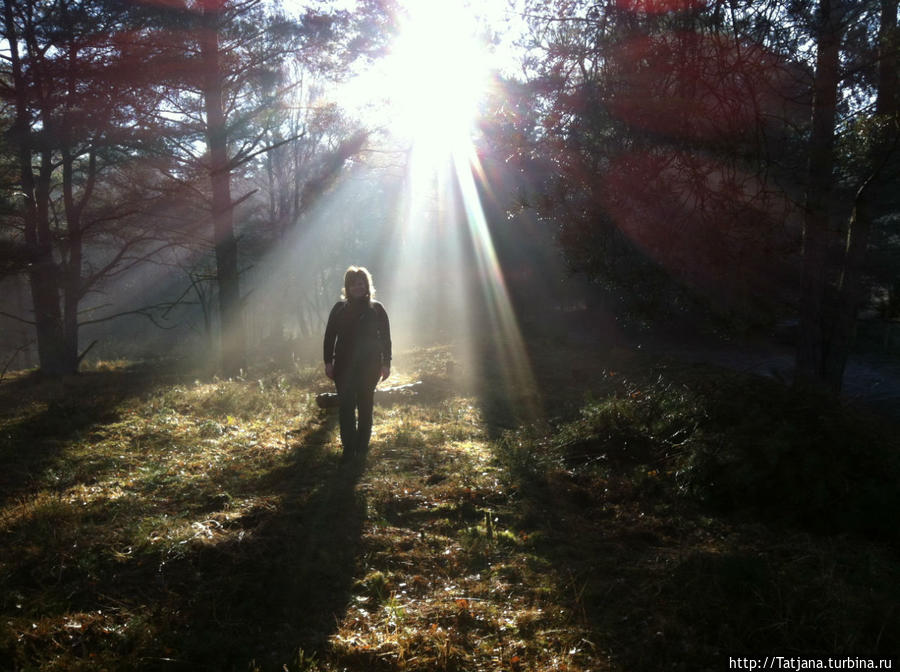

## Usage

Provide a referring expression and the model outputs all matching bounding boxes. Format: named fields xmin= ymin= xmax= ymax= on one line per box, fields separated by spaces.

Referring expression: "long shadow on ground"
xmin=0 ymin=365 xmax=196 ymax=506
xmin=0 ymin=402 xmax=368 ymax=672
xmin=135 ymin=413 xmax=367 ymax=671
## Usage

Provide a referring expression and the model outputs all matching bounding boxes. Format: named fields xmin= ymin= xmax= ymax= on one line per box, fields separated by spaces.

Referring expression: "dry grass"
xmin=328 ymin=389 xmax=591 ymax=672
xmin=1 ymin=347 xmax=898 ymax=671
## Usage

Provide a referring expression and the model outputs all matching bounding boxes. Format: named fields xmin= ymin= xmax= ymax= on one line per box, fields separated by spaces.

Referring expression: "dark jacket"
xmin=323 ymin=299 xmax=391 ymax=376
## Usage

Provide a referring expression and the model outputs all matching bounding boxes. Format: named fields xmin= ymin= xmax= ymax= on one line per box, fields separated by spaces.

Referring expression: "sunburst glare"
xmin=273 ymin=0 xmax=541 ymax=416
xmin=336 ymin=1 xmax=491 ymax=161
xmin=372 ymin=0 xmax=538 ymax=414
xmin=389 ymin=4 xmax=488 ymax=155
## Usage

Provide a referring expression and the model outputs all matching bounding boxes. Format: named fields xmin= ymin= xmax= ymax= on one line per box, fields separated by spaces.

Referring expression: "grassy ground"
xmin=1 ymin=343 xmax=898 ymax=671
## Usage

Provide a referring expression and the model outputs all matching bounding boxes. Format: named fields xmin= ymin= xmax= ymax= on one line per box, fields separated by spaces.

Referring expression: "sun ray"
xmin=452 ymin=146 xmax=540 ymax=412
xmin=351 ymin=0 xmax=540 ymax=415
xmin=264 ymin=0 xmax=541 ymax=416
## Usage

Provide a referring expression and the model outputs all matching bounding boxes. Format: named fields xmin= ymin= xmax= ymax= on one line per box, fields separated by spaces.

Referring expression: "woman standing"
xmin=323 ymin=266 xmax=391 ymax=457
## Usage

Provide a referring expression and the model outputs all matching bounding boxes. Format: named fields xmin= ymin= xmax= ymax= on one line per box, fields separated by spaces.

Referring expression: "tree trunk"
xmin=28 ymin=253 xmax=66 ymax=375
xmin=3 ymin=0 xmax=67 ymax=376
xmin=14 ymin=274 xmax=35 ymax=369
xmin=794 ymin=0 xmax=843 ymax=392
xmin=822 ymin=0 xmax=899 ymax=389
xmin=201 ymin=2 xmax=245 ymax=376
xmin=62 ymin=153 xmax=82 ymax=374
xmin=60 ymin=144 xmax=98 ymax=373
xmin=264 ymin=134 xmax=287 ymax=348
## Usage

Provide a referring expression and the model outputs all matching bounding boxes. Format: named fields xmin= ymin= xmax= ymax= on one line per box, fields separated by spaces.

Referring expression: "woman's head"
xmin=342 ymin=266 xmax=375 ymax=301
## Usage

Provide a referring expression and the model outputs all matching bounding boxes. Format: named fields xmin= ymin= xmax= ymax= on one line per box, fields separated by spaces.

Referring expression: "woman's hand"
xmin=380 ymin=365 xmax=390 ymax=382
xmin=325 ymin=362 xmax=335 ymax=380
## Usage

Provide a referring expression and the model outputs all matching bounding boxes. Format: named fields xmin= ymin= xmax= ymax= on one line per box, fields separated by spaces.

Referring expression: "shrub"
xmin=675 ymin=379 xmax=900 ymax=538
xmin=497 ymin=368 xmax=900 ymax=540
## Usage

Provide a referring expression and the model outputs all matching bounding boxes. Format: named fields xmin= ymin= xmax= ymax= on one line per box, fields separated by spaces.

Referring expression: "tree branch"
xmin=0 ymin=311 xmax=36 ymax=326
xmin=77 ymin=302 xmax=191 ymax=329
xmin=0 ymin=340 xmax=34 ymax=381
xmin=229 ymin=131 xmax=306 ymax=170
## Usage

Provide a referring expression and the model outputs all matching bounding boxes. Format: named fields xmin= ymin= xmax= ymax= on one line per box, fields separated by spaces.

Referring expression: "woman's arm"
xmin=376 ymin=302 xmax=392 ymax=380
xmin=322 ymin=302 xmax=343 ymax=378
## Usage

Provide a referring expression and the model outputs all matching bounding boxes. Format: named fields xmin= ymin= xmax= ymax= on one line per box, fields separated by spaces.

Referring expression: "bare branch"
xmin=80 ymin=240 xmax=184 ymax=297
xmin=0 ymin=340 xmax=34 ymax=382
xmin=0 ymin=311 xmax=36 ymax=326
xmin=75 ymin=339 xmax=98 ymax=367
xmin=229 ymin=132 xmax=307 ymax=170
xmin=77 ymin=302 xmax=192 ymax=329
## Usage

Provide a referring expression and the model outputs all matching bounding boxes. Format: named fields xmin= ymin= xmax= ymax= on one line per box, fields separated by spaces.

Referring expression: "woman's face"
xmin=348 ymin=276 xmax=368 ymax=299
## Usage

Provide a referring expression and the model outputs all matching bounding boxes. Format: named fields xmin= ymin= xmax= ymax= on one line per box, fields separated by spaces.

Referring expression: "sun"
xmin=336 ymin=1 xmax=493 ymax=160
xmin=387 ymin=3 xmax=490 ymax=150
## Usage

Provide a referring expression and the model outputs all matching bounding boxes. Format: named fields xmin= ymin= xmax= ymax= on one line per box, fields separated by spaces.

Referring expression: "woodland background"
xmin=1 ymin=2 xmax=900 ymax=670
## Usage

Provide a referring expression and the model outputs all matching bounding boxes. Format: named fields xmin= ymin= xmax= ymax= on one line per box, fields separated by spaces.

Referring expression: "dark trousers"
xmin=335 ymin=365 xmax=379 ymax=454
